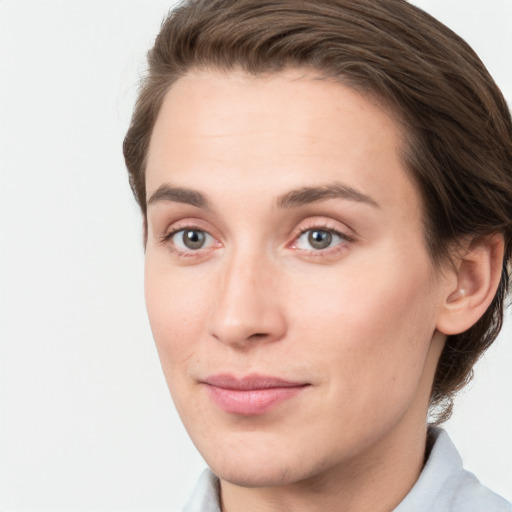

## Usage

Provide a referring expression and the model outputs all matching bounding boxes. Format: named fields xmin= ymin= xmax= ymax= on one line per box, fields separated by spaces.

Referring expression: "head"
xmin=124 ymin=0 xmax=512 ymax=485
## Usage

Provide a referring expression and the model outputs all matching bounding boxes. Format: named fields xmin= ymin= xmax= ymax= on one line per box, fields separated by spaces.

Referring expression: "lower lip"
xmin=204 ymin=385 xmax=307 ymax=415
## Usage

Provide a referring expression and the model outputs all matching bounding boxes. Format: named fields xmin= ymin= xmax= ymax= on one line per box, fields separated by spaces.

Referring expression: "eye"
xmin=295 ymin=229 xmax=345 ymax=251
xmin=169 ymin=229 xmax=215 ymax=252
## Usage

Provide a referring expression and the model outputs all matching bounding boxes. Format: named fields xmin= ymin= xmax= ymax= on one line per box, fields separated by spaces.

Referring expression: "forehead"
xmin=148 ymin=69 xmax=403 ymax=163
xmin=146 ymin=69 xmax=421 ymax=225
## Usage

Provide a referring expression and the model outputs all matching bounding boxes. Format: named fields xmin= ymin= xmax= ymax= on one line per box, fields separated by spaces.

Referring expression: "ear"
xmin=436 ymin=234 xmax=504 ymax=336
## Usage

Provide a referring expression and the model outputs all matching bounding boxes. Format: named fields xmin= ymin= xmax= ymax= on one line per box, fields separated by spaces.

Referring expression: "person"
xmin=123 ymin=0 xmax=512 ymax=510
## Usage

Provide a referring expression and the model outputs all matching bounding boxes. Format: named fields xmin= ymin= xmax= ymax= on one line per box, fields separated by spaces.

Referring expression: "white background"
xmin=0 ymin=1 xmax=511 ymax=510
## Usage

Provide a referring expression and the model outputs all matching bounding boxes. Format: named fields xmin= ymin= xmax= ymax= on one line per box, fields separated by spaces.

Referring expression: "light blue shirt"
xmin=182 ymin=428 xmax=512 ymax=512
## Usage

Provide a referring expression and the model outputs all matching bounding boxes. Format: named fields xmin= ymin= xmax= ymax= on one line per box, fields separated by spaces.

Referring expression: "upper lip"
xmin=202 ymin=373 xmax=309 ymax=390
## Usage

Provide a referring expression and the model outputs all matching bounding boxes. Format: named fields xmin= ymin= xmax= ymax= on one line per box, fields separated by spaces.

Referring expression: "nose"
xmin=207 ymin=253 xmax=287 ymax=349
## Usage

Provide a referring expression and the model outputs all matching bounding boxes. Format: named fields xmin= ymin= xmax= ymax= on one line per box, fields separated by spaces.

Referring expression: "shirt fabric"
xmin=182 ymin=428 xmax=512 ymax=512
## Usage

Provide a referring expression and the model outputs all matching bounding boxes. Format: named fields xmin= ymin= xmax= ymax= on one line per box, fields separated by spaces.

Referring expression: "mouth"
xmin=201 ymin=374 xmax=310 ymax=416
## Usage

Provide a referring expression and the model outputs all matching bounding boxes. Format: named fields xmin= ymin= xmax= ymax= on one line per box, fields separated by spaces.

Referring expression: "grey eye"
xmin=183 ymin=230 xmax=206 ymax=249
xmin=172 ymin=229 xmax=213 ymax=251
xmin=295 ymin=229 xmax=345 ymax=251
xmin=308 ymin=230 xmax=333 ymax=250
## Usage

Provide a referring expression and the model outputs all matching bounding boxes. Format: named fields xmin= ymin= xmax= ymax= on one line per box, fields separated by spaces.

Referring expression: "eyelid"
xmin=289 ymin=217 xmax=355 ymax=243
xmin=160 ymin=218 xmax=218 ymax=240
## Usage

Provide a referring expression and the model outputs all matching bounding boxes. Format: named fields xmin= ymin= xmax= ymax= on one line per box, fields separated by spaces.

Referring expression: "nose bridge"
xmin=208 ymin=246 xmax=286 ymax=348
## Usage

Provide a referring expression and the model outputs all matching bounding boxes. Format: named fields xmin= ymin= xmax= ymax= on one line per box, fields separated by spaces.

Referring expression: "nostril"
xmin=248 ymin=333 xmax=268 ymax=340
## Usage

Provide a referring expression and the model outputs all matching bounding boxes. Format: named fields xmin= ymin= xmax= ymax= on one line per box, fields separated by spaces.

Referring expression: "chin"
xmin=211 ymin=457 xmax=314 ymax=488
xmin=201 ymin=434 xmax=331 ymax=489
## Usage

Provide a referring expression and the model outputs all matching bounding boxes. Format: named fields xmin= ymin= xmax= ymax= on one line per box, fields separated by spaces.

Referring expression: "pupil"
xmin=308 ymin=230 xmax=332 ymax=249
xmin=183 ymin=230 xmax=205 ymax=249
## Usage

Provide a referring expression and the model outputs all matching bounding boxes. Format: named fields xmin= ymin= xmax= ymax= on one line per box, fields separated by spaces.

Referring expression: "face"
xmin=144 ymin=70 xmax=448 ymax=488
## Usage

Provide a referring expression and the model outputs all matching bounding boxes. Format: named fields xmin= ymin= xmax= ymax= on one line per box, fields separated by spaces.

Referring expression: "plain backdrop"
xmin=0 ymin=1 xmax=511 ymax=511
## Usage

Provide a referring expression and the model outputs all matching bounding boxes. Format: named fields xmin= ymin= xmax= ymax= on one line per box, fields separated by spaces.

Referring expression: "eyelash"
xmin=160 ymin=221 xmax=355 ymax=258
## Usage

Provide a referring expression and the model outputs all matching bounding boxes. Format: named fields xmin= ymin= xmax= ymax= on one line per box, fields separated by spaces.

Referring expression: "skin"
xmin=143 ymin=69 xmax=459 ymax=512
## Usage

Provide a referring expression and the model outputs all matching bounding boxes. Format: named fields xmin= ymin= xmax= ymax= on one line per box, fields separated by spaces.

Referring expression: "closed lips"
xmin=202 ymin=374 xmax=310 ymax=415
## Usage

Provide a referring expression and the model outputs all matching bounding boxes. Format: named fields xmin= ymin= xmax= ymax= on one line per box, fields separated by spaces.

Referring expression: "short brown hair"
xmin=123 ymin=0 xmax=512 ymax=422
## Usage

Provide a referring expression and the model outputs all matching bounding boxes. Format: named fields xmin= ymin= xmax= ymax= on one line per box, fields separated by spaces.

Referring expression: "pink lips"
xmin=202 ymin=374 xmax=309 ymax=416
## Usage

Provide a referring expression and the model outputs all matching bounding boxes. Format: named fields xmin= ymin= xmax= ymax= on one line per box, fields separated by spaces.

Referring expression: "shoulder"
xmin=449 ymin=469 xmax=512 ymax=512
xmin=395 ymin=428 xmax=512 ymax=512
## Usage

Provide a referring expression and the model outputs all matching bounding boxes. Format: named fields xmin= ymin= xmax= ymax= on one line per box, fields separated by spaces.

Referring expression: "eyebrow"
xmin=146 ymin=182 xmax=378 ymax=210
xmin=276 ymin=183 xmax=379 ymax=209
xmin=147 ymin=184 xmax=210 ymax=209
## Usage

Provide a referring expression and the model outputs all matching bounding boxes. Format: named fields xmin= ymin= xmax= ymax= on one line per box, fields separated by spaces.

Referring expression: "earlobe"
xmin=436 ymin=234 xmax=504 ymax=336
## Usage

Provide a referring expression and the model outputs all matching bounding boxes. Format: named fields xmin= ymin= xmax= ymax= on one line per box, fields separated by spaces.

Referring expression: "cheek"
xmin=291 ymin=254 xmax=439 ymax=392
xmin=282 ymin=265 xmax=439 ymax=453
xmin=144 ymin=257 xmax=211 ymax=373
